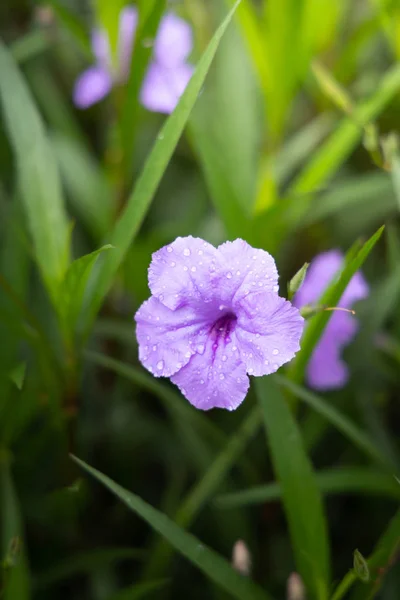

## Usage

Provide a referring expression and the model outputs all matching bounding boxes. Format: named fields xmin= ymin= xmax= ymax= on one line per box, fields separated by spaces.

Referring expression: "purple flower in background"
xmin=294 ymin=250 xmax=369 ymax=391
xmin=73 ymin=6 xmax=194 ymax=113
xmin=135 ymin=237 xmax=304 ymax=411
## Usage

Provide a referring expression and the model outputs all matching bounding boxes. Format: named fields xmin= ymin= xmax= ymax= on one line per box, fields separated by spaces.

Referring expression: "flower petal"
xmin=307 ymin=335 xmax=349 ymax=390
xmin=147 ymin=236 xmax=219 ymax=311
xmin=73 ymin=67 xmax=112 ymax=108
xmin=154 ymin=13 xmax=193 ymax=67
xmin=294 ymin=249 xmax=369 ymax=309
xmin=118 ymin=5 xmax=138 ymax=79
xmin=135 ymin=297 xmax=209 ymax=377
xmin=171 ymin=332 xmax=249 ymax=411
xmin=217 ymin=239 xmax=279 ymax=305
xmin=91 ymin=29 xmax=111 ymax=71
xmin=140 ymin=62 xmax=193 ymax=113
xmin=235 ymin=291 xmax=304 ymax=376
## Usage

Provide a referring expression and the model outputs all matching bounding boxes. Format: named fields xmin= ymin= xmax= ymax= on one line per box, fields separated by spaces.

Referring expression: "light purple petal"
xmin=235 ymin=291 xmax=304 ymax=376
xmin=135 ymin=297 xmax=209 ymax=377
xmin=73 ymin=67 xmax=112 ymax=108
xmin=148 ymin=236 xmax=219 ymax=311
xmin=217 ymin=239 xmax=279 ymax=304
xmin=154 ymin=12 xmax=193 ymax=67
xmin=140 ymin=62 xmax=193 ymax=113
xmin=307 ymin=334 xmax=349 ymax=390
xmin=91 ymin=29 xmax=111 ymax=71
xmin=118 ymin=5 xmax=138 ymax=80
xmin=171 ymin=332 xmax=249 ymax=411
xmin=294 ymin=249 xmax=369 ymax=309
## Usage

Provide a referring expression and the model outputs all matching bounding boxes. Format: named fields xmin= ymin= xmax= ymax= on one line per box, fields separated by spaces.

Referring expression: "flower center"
xmin=210 ymin=312 xmax=237 ymax=345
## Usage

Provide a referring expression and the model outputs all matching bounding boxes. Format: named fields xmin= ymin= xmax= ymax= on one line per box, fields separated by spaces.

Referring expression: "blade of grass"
xmin=215 ymin=468 xmax=400 ymax=508
xmin=276 ymin=375 xmax=390 ymax=469
xmin=0 ymin=40 xmax=69 ymax=304
xmin=255 ymin=377 xmax=330 ymax=600
xmin=1 ymin=459 xmax=30 ymax=600
xmin=107 ymin=579 xmax=170 ymax=600
xmin=142 ymin=406 xmax=261 ymax=579
xmin=289 ymin=226 xmax=384 ymax=384
xmin=71 ymin=456 xmax=272 ymax=600
xmin=80 ymin=1 xmax=241 ymax=337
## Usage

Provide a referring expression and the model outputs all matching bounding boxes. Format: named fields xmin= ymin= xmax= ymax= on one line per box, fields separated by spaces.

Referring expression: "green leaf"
xmin=107 ymin=579 xmax=170 ymax=600
xmin=71 ymin=455 xmax=272 ymax=600
xmin=1 ymin=460 xmax=30 ymax=600
xmin=353 ymin=549 xmax=370 ymax=583
xmin=291 ymin=62 xmax=400 ymax=197
xmin=289 ymin=225 xmax=384 ymax=384
xmin=9 ymin=362 xmax=26 ymax=391
xmin=255 ymin=377 xmax=330 ymax=600
xmin=93 ymin=0 xmax=125 ymax=64
xmin=80 ymin=1 xmax=241 ymax=336
xmin=34 ymin=548 xmax=145 ymax=590
xmin=45 ymin=0 xmax=91 ymax=57
xmin=288 ymin=262 xmax=309 ymax=301
xmin=215 ymin=468 xmax=400 ymax=508
xmin=276 ymin=376 xmax=390 ymax=469
xmin=0 ymin=40 xmax=69 ymax=303
xmin=59 ymin=246 xmax=113 ymax=333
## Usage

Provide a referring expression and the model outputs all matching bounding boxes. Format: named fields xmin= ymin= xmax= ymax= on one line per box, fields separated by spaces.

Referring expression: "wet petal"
xmin=118 ymin=5 xmax=138 ymax=79
xmin=140 ymin=62 xmax=193 ymax=113
xmin=154 ymin=13 xmax=193 ymax=67
xmin=73 ymin=67 xmax=112 ymax=108
xmin=171 ymin=332 xmax=249 ymax=411
xmin=235 ymin=291 xmax=304 ymax=376
xmin=135 ymin=297 xmax=209 ymax=377
xmin=147 ymin=236 xmax=219 ymax=311
xmin=217 ymin=239 xmax=279 ymax=305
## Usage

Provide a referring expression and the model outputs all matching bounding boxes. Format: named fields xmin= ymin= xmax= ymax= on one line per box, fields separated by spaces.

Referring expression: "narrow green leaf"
xmin=34 ymin=548 xmax=145 ymax=590
xmin=288 ymin=262 xmax=309 ymax=301
xmin=276 ymin=376 xmax=390 ymax=468
xmin=290 ymin=225 xmax=384 ymax=384
xmin=93 ymin=0 xmax=125 ymax=63
xmin=291 ymin=63 xmax=400 ymax=197
xmin=1 ymin=460 xmax=30 ymax=600
xmin=215 ymin=468 xmax=400 ymax=508
xmin=81 ymin=1 xmax=241 ymax=335
xmin=107 ymin=579 xmax=170 ymax=600
xmin=255 ymin=377 xmax=330 ymax=600
xmin=0 ymin=40 xmax=69 ymax=302
xmin=45 ymin=0 xmax=91 ymax=56
xmin=353 ymin=549 xmax=370 ymax=583
xmin=60 ymin=245 xmax=113 ymax=332
xmin=71 ymin=456 xmax=272 ymax=600
xmin=9 ymin=362 xmax=26 ymax=391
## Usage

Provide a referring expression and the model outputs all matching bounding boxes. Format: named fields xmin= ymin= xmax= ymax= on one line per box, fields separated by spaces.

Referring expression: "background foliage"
xmin=1 ymin=0 xmax=400 ymax=598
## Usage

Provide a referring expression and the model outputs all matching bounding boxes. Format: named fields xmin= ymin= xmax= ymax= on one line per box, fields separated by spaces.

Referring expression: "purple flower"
xmin=73 ymin=6 xmax=194 ymax=113
xmin=293 ymin=250 xmax=369 ymax=391
xmin=135 ymin=237 xmax=304 ymax=411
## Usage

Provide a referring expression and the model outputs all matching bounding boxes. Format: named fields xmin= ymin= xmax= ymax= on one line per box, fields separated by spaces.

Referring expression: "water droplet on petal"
xmin=158 ymin=294 xmax=164 ymax=301
xmin=272 ymin=348 xmax=279 ymax=355
xmin=157 ymin=360 xmax=164 ymax=370
xmin=236 ymin=270 xmax=241 ymax=276
xmin=170 ymin=261 xmax=176 ymax=267
xmin=222 ymin=355 xmax=227 ymax=362
xmin=185 ymin=351 xmax=191 ymax=358
xmin=219 ymin=373 xmax=225 ymax=380
xmin=183 ymin=248 xmax=191 ymax=256
xmin=255 ymin=333 xmax=260 ymax=338
xmin=191 ymin=266 xmax=197 ymax=272
xmin=248 ymin=368 xmax=254 ymax=374
xmin=152 ymin=345 xmax=157 ymax=351
xmin=219 ymin=304 xmax=225 ymax=311
xmin=167 ymin=246 xmax=173 ymax=253
xmin=198 ymin=249 xmax=203 ymax=255
xmin=183 ymin=266 xmax=188 ymax=271
xmin=264 ymin=359 xmax=269 ymax=365
xmin=200 ymin=379 xmax=204 ymax=384
xmin=226 ymin=272 xmax=232 ymax=279
xmin=197 ymin=344 xmax=205 ymax=353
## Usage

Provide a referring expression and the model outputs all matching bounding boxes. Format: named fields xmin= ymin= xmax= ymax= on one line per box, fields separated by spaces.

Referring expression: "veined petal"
xmin=147 ymin=236 xmax=219 ymax=311
xmin=73 ymin=67 xmax=112 ymax=108
xmin=217 ymin=239 xmax=279 ymax=305
xmin=171 ymin=332 xmax=249 ymax=411
xmin=135 ymin=297 xmax=208 ymax=377
xmin=236 ymin=291 xmax=304 ymax=376
xmin=154 ymin=12 xmax=193 ymax=67
xmin=140 ymin=62 xmax=193 ymax=114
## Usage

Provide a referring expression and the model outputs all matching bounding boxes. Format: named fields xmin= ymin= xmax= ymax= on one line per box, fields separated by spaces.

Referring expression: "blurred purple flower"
xmin=73 ymin=6 xmax=194 ymax=113
xmin=135 ymin=237 xmax=304 ymax=411
xmin=293 ymin=250 xmax=369 ymax=391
